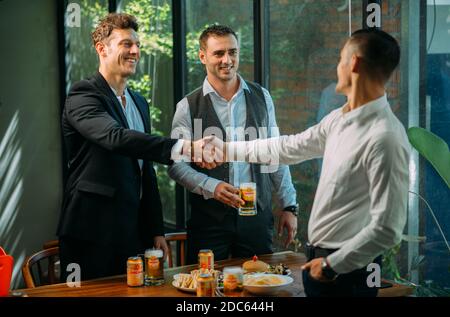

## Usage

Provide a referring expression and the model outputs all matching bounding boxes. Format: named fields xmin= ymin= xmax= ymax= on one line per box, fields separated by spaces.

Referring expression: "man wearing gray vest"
xmin=169 ymin=25 xmax=298 ymax=263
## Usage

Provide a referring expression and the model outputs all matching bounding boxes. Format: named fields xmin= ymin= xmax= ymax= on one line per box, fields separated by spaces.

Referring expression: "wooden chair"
xmin=165 ymin=232 xmax=187 ymax=268
xmin=22 ymin=246 xmax=60 ymax=288
xmin=42 ymin=239 xmax=59 ymax=249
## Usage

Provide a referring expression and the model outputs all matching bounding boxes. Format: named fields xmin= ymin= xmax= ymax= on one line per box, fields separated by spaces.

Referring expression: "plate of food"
xmin=243 ymin=273 xmax=293 ymax=295
xmin=242 ymin=256 xmax=291 ymax=276
xmin=172 ymin=269 xmax=222 ymax=293
xmin=172 ymin=273 xmax=196 ymax=293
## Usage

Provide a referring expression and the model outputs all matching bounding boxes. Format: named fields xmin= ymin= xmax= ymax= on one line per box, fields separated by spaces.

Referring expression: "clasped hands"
xmin=181 ymin=136 xmax=297 ymax=248
xmin=182 ymin=136 xmax=225 ymax=169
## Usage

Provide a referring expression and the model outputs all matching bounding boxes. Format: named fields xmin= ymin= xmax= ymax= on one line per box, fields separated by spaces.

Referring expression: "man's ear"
xmin=95 ymin=41 xmax=107 ymax=58
xmin=199 ymin=49 xmax=206 ymax=65
xmin=350 ymin=54 xmax=361 ymax=74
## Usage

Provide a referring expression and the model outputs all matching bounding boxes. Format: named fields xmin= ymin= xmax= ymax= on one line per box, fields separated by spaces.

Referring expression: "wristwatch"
xmin=282 ymin=204 xmax=299 ymax=217
xmin=321 ymin=257 xmax=338 ymax=281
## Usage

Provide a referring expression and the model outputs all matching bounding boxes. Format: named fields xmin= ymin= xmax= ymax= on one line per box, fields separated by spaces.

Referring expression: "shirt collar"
xmin=341 ymin=94 xmax=388 ymax=123
xmin=202 ymin=74 xmax=249 ymax=98
xmin=109 ymin=85 xmax=128 ymax=98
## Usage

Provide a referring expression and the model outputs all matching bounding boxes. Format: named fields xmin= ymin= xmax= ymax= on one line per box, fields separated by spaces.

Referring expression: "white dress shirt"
xmin=230 ymin=94 xmax=410 ymax=273
xmin=169 ymin=75 xmax=297 ymax=209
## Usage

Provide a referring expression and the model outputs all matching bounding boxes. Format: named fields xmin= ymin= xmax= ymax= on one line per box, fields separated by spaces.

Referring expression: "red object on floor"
xmin=0 ymin=247 xmax=14 ymax=296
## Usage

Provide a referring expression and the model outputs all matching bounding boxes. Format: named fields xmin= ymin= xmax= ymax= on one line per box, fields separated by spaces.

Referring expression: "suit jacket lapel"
xmin=92 ymin=72 xmax=130 ymax=129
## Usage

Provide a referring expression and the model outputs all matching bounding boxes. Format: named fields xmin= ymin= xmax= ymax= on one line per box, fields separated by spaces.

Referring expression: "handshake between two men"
xmin=181 ymin=135 xmax=280 ymax=168
xmin=183 ymin=136 xmax=227 ymax=169
xmin=180 ymin=136 xmax=243 ymax=208
xmin=176 ymin=135 xmax=298 ymax=248
xmin=178 ymin=135 xmax=285 ymax=208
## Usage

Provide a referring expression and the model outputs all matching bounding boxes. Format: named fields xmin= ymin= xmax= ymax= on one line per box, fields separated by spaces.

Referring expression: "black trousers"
xmin=186 ymin=212 xmax=273 ymax=264
xmin=59 ymin=236 xmax=145 ymax=282
xmin=302 ymin=243 xmax=382 ymax=297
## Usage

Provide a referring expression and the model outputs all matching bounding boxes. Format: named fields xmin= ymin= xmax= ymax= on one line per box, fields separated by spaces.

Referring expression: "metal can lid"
xmin=199 ymin=249 xmax=213 ymax=253
xmin=128 ymin=256 xmax=142 ymax=261
xmin=199 ymin=273 xmax=212 ymax=278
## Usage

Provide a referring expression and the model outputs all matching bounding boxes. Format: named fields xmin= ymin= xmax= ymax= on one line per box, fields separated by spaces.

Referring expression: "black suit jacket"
xmin=57 ymin=72 xmax=177 ymax=249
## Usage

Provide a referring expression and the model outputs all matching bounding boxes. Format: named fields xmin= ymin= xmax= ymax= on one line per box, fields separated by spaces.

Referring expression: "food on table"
xmin=173 ymin=269 xmax=220 ymax=290
xmin=244 ymin=275 xmax=285 ymax=286
xmin=242 ymin=255 xmax=269 ymax=273
xmin=173 ymin=273 xmax=195 ymax=289
xmin=267 ymin=263 xmax=291 ymax=275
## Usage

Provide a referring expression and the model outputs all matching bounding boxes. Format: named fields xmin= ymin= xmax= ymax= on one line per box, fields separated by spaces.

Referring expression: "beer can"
xmin=197 ymin=273 xmax=215 ymax=297
xmin=198 ymin=249 xmax=214 ymax=270
xmin=127 ymin=256 xmax=144 ymax=287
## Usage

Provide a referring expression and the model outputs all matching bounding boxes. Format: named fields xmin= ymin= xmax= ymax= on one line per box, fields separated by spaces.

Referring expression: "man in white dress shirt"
xmin=203 ymin=29 xmax=410 ymax=296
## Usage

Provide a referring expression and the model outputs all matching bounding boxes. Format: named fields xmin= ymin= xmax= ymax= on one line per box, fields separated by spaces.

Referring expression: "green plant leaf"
xmin=407 ymin=127 xmax=450 ymax=189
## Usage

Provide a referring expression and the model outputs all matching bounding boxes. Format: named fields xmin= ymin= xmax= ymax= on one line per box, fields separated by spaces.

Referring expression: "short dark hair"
xmin=91 ymin=13 xmax=138 ymax=46
xmin=199 ymin=24 xmax=238 ymax=50
xmin=348 ymin=28 xmax=400 ymax=82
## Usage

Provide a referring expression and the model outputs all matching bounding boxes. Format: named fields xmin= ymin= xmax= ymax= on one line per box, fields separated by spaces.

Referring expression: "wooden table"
xmin=12 ymin=251 xmax=307 ymax=297
xmin=12 ymin=251 xmax=412 ymax=297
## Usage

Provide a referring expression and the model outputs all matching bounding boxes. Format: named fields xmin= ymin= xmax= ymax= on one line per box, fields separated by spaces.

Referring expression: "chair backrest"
xmin=42 ymin=239 xmax=59 ymax=250
xmin=22 ymin=247 xmax=60 ymax=288
xmin=165 ymin=232 xmax=187 ymax=268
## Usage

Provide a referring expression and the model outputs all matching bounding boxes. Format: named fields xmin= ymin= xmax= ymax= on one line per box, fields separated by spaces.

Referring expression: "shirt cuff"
xmin=326 ymin=250 xmax=351 ymax=274
xmin=201 ymin=178 xmax=222 ymax=200
xmin=171 ymin=139 xmax=190 ymax=162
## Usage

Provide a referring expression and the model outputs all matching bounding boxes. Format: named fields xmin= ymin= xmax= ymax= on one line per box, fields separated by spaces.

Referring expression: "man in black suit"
xmin=57 ymin=13 xmax=193 ymax=281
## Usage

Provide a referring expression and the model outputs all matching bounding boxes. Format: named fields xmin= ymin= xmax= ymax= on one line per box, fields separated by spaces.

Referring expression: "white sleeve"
xmin=229 ymin=120 xmax=327 ymax=165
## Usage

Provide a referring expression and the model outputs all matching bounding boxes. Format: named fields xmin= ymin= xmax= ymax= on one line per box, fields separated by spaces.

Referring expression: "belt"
xmin=305 ymin=242 xmax=338 ymax=261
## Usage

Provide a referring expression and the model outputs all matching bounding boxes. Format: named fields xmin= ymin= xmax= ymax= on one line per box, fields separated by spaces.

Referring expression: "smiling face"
xmin=96 ymin=28 xmax=140 ymax=79
xmin=199 ymin=34 xmax=239 ymax=83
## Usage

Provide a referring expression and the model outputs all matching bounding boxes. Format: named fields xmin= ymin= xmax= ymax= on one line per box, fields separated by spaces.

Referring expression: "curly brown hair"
xmin=91 ymin=13 xmax=138 ymax=46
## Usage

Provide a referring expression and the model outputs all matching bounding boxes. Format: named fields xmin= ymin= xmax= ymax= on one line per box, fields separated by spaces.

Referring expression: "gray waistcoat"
xmin=187 ymin=81 xmax=272 ymax=228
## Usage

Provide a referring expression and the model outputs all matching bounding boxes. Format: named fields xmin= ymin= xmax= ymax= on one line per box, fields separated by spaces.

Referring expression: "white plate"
xmin=172 ymin=273 xmax=224 ymax=294
xmin=243 ymin=273 xmax=293 ymax=295
xmin=172 ymin=274 xmax=196 ymax=293
xmin=172 ymin=280 xmax=196 ymax=293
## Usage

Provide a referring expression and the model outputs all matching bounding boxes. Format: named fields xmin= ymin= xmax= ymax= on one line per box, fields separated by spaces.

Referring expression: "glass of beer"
xmin=239 ymin=182 xmax=257 ymax=216
xmin=144 ymin=248 xmax=164 ymax=286
xmin=223 ymin=266 xmax=243 ymax=296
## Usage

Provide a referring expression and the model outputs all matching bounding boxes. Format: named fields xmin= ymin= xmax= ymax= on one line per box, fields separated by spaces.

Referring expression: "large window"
xmin=269 ymin=0 xmax=450 ymax=295
xmin=268 ymin=0 xmax=365 ymax=251
xmin=421 ymin=0 xmax=450 ymax=294
xmin=185 ymin=0 xmax=254 ymax=93
xmin=65 ymin=0 xmax=108 ymax=91
xmin=118 ymin=0 xmax=176 ymax=226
